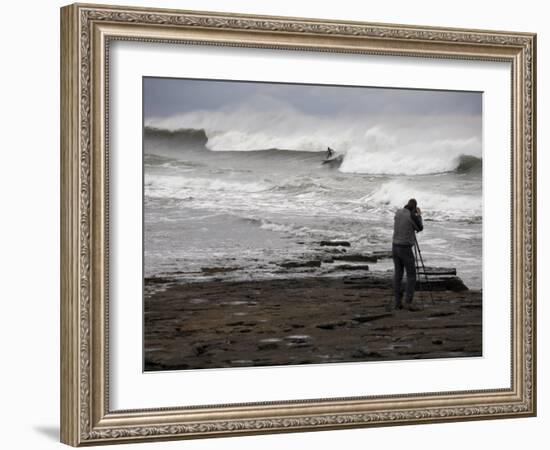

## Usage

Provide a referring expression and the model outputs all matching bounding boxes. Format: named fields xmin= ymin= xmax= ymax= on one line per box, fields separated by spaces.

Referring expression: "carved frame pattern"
xmin=60 ymin=3 xmax=536 ymax=446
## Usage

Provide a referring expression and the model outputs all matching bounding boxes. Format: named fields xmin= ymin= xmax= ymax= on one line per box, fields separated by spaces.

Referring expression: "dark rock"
xmin=334 ymin=254 xmax=378 ymax=263
xmin=145 ymin=276 xmax=176 ymax=285
xmin=351 ymin=346 xmax=373 ymax=358
xmin=192 ymin=344 xmax=209 ymax=356
xmin=397 ymin=351 xmax=422 ymax=356
xmin=449 ymin=346 xmax=466 ymax=352
xmin=363 ymin=274 xmax=468 ymax=292
xmin=352 ymin=313 xmax=393 ymax=323
xmin=418 ymin=276 xmax=468 ymax=291
xmin=316 ymin=321 xmax=347 ymax=330
xmin=258 ymin=342 xmax=279 ymax=351
xmin=429 ymin=312 xmax=456 ymax=318
xmin=319 ymin=240 xmax=351 ymax=247
xmin=418 ymin=267 xmax=457 ymax=276
xmin=330 ymin=264 xmax=370 ymax=272
xmin=175 ymin=328 xmax=194 ymax=337
xmin=372 ymin=251 xmax=393 ymax=259
xmin=201 ymin=267 xmax=239 ymax=274
xmin=280 ymin=260 xmax=322 ymax=269
xmin=284 ymin=335 xmax=312 ymax=344
xmin=145 ymin=274 xmax=481 ymax=370
xmin=322 ymin=248 xmax=345 ymax=254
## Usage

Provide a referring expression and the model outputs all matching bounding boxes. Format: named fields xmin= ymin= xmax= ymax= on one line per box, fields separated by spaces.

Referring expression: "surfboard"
xmin=322 ymin=154 xmax=344 ymax=167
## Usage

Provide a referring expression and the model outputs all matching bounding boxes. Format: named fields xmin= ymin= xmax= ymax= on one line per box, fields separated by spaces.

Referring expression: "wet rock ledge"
xmin=144 ymin=276 xmax=482 ymax=372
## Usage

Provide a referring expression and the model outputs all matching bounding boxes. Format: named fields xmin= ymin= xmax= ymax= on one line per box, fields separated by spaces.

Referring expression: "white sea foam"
xmin=340 ymin=126 xmax=481 ymax=175
xmin=362 ymin=179 xmax=482 ymax=220
xmin=145 ymin=173 xmax=270 ymax=199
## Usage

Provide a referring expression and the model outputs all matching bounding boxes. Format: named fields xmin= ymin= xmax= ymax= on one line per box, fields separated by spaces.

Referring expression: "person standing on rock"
xmin=392 ymin=198 xmax=423 ymax=311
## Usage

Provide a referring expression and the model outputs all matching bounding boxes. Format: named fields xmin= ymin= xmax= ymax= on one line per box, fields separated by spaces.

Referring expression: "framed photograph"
xmin=60 ymin=3 xmax=536 ymax=446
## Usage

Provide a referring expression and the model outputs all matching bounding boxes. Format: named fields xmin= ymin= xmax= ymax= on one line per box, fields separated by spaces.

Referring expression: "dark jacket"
xmin=392 ymin=208 xmax=423 ymax=246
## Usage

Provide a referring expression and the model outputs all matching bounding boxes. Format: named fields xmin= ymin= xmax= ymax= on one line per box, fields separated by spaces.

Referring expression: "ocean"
xmin=143 ymin=124 xmax=482 ymax=290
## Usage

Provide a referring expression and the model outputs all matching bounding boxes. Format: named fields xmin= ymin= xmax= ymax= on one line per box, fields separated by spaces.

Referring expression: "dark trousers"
xmin=392 ymin=243 xmax=416 ymax=306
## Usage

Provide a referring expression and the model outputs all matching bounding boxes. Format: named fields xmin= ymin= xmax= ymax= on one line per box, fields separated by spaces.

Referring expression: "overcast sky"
xmin=143 ymin=77 xmax=482 ymax=119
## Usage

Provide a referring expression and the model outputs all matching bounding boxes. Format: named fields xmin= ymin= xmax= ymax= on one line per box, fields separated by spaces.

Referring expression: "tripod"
xmin=413 ymin=234 xmax=435 ymax=305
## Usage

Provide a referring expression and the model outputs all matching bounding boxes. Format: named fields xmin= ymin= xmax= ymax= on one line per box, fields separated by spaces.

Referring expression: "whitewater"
xmin=144 ymin=113 xmax=483 ymax=289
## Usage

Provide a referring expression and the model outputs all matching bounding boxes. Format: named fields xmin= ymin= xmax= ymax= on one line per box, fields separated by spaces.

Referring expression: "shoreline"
xmin=144 ymin=275 xmax=482 ymax=372
xmin=145 ymin=201 xmax=483 ymax=291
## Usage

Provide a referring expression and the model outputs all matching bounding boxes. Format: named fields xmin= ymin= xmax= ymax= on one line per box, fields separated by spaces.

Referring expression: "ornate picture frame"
xmin=60 ymin=3 xmax=536 ymax=446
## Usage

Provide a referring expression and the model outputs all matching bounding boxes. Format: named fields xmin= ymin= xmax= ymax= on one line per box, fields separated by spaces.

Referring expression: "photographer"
xmin=391 ymin=198 xmax=423 ymax=311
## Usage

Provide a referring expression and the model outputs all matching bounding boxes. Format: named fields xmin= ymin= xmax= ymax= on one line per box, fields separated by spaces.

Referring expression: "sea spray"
xmin=145 ymin=107 xmax=481 ymax=175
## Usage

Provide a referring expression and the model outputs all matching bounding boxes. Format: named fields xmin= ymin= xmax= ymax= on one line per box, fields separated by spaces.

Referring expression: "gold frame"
xmin=60 ymin=3 xmax=537 ymax=446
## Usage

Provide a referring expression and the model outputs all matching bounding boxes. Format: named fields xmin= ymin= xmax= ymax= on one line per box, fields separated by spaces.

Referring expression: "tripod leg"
xmin=413 ymin=242 xmax=425 ymax=306
xmin=415 ymin=237 xmax=435 ymax=305
xmin=413 ymin=243 xmax=422 ymax=292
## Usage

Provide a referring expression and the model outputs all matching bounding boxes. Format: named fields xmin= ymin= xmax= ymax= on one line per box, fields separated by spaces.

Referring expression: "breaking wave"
xmin=362 ymin=179 xmax=482 ymax=221
xmin=145 ymin=126 xmax=481 ymax=176
xmin=145 ymin=102 xmax=482 ymax=175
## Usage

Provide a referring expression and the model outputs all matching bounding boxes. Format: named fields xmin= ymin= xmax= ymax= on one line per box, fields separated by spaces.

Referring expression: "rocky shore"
xmin=144 ymin=273 xmax=482 ymax=372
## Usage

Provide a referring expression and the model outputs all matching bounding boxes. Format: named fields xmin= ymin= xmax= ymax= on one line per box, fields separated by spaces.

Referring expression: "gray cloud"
xmin=143 ymin=77 xmax=482 ymax=119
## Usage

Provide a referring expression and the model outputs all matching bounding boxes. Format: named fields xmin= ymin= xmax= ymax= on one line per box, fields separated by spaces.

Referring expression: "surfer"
xmin=326 ymin=147 xmax=335 ymax=159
